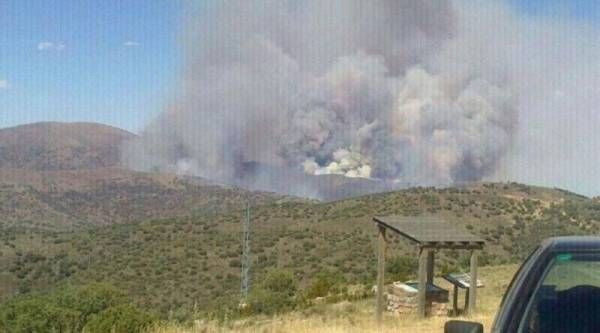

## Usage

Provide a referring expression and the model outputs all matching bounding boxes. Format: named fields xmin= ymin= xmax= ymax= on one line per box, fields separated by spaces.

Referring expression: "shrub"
xmin=247 ymin=270 xmax=297 ymax=315
xmin=306 ymin=270 xmax=346 ymax=299
xmin=84 ymin=304 xmax=156 ymax=333
xmin=386 ymin=256 xmax=417 ymax=282
xmin=57 ymin=283 xmax=128 ymax=323
xmin=0 ymin=284 xmax=154 ymax=333
xmin=228 ymin=259 xmax=241 ymax=268
xmin=261 ymin=269 xmax=297 ymax=295
xmin=0 ymin=296 xmax=79 ymax=333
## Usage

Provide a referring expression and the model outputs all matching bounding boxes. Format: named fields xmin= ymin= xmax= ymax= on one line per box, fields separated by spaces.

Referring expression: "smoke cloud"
xmin=124 ymin=0 xmax=522 ymax=198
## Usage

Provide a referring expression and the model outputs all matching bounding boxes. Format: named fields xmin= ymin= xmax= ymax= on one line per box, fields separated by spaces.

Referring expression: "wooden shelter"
xmin=373 ymin=216 xmax=485 ymax=321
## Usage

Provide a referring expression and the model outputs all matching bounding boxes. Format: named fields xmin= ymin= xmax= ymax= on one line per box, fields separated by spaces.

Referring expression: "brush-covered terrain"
xmin=0 ymin=167 xmax=295 ymax=230
xmin=0 ymin=182 xmax=598 ymax=322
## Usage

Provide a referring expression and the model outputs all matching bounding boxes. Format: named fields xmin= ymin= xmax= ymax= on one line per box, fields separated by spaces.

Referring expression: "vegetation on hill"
xmin=0 ymin=182 xmax=598 ymax=324
xmin=0 ymin=168 xmax=298 ymax=230
xmin=0 ymin=283 xmax=155 ymax=333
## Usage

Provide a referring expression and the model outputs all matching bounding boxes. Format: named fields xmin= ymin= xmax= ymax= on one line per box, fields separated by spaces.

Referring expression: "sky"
xmin=0 ymin=1 xmax=183 ymax=132
xmin=512 ymin=0 xmax=600 ymax=19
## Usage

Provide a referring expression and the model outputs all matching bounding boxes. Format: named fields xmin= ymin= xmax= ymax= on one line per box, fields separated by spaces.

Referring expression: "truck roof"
xmin=542 ymin=236 xmax=600 ymax=252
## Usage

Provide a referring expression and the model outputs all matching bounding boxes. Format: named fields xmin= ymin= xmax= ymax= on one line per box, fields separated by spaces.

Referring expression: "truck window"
xmin=518 ymin=253 xmax=600 ymax=333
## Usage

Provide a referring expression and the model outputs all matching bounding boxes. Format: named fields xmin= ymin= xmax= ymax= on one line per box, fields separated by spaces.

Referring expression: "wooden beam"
xmin=418 ymin=247 xmax=429 ymax=317
xmin=420 ymin=243 xmax=484 ymax=250
xmin=467 ymin=249 xmax=479 ymax=315
xmin=376 ymin=225 xmax=387 ymax=324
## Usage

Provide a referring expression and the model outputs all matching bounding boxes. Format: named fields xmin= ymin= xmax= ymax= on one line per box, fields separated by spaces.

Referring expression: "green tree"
xmin=247 ymin=269 xmax=297 ymax=315
xmin=57 ymin=283 xmax=128 ymax=326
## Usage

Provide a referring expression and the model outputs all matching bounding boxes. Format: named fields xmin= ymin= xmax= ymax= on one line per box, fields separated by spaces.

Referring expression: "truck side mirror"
xmin=444 ymin=320 xmax=484 ymax=333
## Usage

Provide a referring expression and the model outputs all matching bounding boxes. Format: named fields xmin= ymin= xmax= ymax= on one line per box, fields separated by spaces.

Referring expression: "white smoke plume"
xmin=123 ymin=0 xmax=520 ymax=198
xmin=303 ymin=148 xmax=372 ymax=178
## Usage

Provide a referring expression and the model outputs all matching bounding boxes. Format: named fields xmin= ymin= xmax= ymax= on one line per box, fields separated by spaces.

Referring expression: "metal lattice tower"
xmin=240 ymin=200 xmax=251 ymax=300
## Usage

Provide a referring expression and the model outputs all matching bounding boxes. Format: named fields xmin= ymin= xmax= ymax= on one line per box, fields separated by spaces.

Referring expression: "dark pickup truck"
xmin=446 ymin=236 xmax=600 ymax=333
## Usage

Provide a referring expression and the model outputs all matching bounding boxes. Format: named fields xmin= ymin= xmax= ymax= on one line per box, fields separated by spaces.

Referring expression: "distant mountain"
xmin=0 ymin=122 xmax=136 ymax=171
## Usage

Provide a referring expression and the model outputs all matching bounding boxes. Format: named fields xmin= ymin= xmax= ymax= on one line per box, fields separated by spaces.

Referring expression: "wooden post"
xmin=467 ymin=250 xmax=479 ymax=315
xmin=418 ymin=247 xmax=429 ymax=317
xmin=426 ymin=250 xmax=435 ymax=284
xmin=426 ymin=250 xmax=434 ymax=314
xmin=376 ymin=225 xmax=386 ymax=325
xmin=452 ymin=284 xmax=459 ymax=316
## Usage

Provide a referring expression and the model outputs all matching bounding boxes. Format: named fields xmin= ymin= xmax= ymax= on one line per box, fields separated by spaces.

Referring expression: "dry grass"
xmin=150 ymin=265 xmax=518 ymax=333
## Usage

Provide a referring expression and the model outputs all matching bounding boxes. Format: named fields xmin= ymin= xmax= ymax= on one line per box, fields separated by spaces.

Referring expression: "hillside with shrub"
xmin=0 ymin=168 xmax=298 ymax=230
xmin=0 ymin=182 xmax=599 ymax=324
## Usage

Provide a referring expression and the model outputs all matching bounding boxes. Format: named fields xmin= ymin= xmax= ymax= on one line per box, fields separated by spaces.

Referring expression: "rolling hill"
xmin=0 ymin=122 xmax=135 ymax=171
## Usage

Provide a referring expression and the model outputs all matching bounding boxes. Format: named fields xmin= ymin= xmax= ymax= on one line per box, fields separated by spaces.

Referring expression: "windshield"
xmin=518 ymin=253 xmax=600 ymax=333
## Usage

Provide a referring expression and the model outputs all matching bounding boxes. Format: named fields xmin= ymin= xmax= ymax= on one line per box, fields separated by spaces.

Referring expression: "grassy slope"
xmin=152 ymin=265 xmax=519 ymax=333
xmin=1 ymin=182 xmax=599 ymax=318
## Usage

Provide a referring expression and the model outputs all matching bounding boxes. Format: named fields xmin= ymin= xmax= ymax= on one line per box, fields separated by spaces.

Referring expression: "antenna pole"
xmin=241 ymin=199 xmax=251 ymax=301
